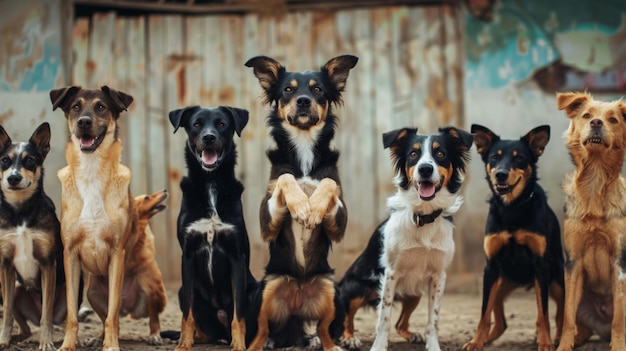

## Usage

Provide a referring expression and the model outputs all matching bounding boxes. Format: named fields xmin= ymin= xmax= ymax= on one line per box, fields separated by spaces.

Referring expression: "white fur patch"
xmin=13 ymin=223 xmax=41 ymax=284
xmin=286 ymin=125 xmax=322 ymax=176
xmin=186 ymin=216 xmax=235 ymax=283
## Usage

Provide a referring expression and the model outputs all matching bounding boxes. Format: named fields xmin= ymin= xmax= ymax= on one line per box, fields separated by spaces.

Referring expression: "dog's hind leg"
xmin=38 ymin=264 xmax=56 ymax=351
xmin=341 ymin=297 xmax=364 ymax=349
xmin=230 ymin=258 xmax=247 ymax=351
xmin=0 ymin=266 xmax=16 ymax=348
xmin=314 ymin=281 xmax=341 ymax=351
xmin=395 ymin=296 xmax=423 ymax=343
xmin=486 ymin=279 xmax=515 ymax=344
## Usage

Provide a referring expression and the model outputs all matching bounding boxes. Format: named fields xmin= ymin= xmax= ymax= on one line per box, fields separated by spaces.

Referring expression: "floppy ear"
xmin=0 ymin=125 xmax=12 ymax=154
xmin=220 ymin=106 xmax=249 ymax=137
xmin=521 ymin=125 xmax=550 ymax=159
xmin=440 ymin=126 xmax=474 ymax=151
xmin=556 ymin=92 xmax=590 ymax=119
xmin=470 ymin=124 xmax=499 ymax=156
xmin=245 ymin=56 xmax=283 ymax=92
xmin=50 ymin=86 xmax=82 ymax=112
xmin=169 ymin=106 xmax=201 ymax=134
xmin=29 ymin=122 xmax=51 ymax=159
xmin=101 ymin=86 xmax=134 ymax=114
xmin=382 ymin=127 xmax=415 ymax=150
xmin=321 ymin=55 xmax=358 ymax=92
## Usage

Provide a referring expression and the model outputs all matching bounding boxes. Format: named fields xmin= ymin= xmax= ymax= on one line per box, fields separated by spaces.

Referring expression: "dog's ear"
xmin=0 ymin=125 xmax=12 ymax=154
xmin=50 ymin=86 xmax=82 ymax=113
xmin=321 ymin=55 xmax=358 ymax=92
xmin=471 ymin=124 xmax=499 ymax=156
xmin=619 ymin=102 xmax=626 ymax=122
xmin=245 ymin=56 xmax=284 ymax=92
xmin=382 ymin=127 xmax=415 ymax=150
xmin=556 ymin=92 xmax=590 ymax=119
xmin=521 ymin=125 xmax=550 ymax=159
xmin=29 ymin=122 xmax=51 ymax=159
xmin=440 ymin=126 xmax=474 ymax=151
xmin=101 ymin=86 xmax=134 ymax=115
xmin=169 ymin=106 xmax=201 ymax=134
xmin=220 ymin=106 xmax=249 ymax=137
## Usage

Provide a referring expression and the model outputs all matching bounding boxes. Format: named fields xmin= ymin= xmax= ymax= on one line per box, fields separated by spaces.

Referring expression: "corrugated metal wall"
xmin=71 ymin=5 xmax=464 ymax=281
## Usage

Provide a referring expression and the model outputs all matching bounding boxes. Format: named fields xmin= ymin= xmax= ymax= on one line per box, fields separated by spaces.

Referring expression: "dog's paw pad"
xmin=147 ymin=335 xmax=163 ymax=346
xmin=341 ymin=337 xmax=362 ymax=350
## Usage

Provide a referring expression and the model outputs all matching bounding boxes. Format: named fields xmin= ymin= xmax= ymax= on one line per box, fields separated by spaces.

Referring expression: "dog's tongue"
xmin=418 ymin=181 xmax=436 ymax=198
xmin=80 ymin=136 xmax=95 ymax=148
xmin=202 ymin=150 xmax=218 ymax=165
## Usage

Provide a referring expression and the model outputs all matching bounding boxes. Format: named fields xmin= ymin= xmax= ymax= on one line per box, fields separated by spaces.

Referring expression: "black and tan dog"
xmin=50 ymin=86 xmax=167 ymax=351
xmin=169 ymin=105 xmax=253 ymax=351
xmin=0 ymin=122 xmax=60 ymax=351
xmin=462 ymin=124 xmax=564 ymax=351
xmin=245 ymin=54 xmax=357 ymax=351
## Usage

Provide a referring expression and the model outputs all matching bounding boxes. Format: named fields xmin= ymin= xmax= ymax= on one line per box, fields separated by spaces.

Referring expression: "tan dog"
xmin=556 ymin=92 xmax=626 ymax=351
xmin=50 ymin=85 xmax=163 ymax=351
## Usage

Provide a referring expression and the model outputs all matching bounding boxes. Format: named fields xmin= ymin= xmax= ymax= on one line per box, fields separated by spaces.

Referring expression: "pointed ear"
xmin=620 ymin=102 xmax=626 ymax=122
xmin=471 ymin=124 xmax=498 ymax=156
xmin=220 ymin=106 xmax=249 ymax=137
xmin=382 ymin=127 xmax=415 ymax=149
xmin=0 ymin=125 xmax=12 ymax=154
xmin=245 ymin=56 xmax=283 ymax=92
xmin=29 ymin=122 xmax=51 ymax=159
xmin=521 ymin=125 xmax=550 ymax=159
xmin=441 ymin=126 xmax=474 ymax=151
xmin=321 ymin=55 xmax=358 ymax=92
xmin=50 ymin=86 xmax=82 ymax=112
xmin=556 ymin=92 xmax=590 ymax=119
xmin=169 ymin=106 xmax=201 ymax=134
xmin=101 ymin=86 xmax=134 ymax=114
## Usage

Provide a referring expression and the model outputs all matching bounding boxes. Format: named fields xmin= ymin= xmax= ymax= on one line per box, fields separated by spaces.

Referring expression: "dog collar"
xmin=413 ymin=209 xmax=443 ymax=227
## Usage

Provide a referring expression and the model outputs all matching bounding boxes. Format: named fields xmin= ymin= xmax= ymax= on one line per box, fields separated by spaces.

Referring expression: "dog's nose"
xmin=590 ymin=119 xmax=603 ymax=129
xmin=495 ymin=169 xmax=508 ymax=182
xmin=7 ymin=174 xmax=22 ymax=186
xmin=418 ymin=164 xmax=433 ymax=178
xmin=296 ymin=96 xmax=311 ymax=108
xmin=203 ymin=134 xmax=217 ymax=144
xmin=77 ymin=116 xmax=92 ymax=129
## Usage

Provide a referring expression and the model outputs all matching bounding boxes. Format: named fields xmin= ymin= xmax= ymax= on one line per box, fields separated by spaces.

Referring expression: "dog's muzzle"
xmin=194 ymin=133 xmax=225 ymax=171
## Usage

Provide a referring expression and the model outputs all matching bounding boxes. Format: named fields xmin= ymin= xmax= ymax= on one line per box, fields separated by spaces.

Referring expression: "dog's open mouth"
xmin=78 ymin=129 xmax=106 ymax=152
xmin=583 ymin=135 xmax=606 ymax=146
xmin=288 ymin=113 xmax=320 ymax=130
xmin=494 ymin=177 xmax=521 ymax=195
xmin=198 ymin=148 xmax=223 ymax=171
xmin=417 ymin=178 xmax=443 ymax=200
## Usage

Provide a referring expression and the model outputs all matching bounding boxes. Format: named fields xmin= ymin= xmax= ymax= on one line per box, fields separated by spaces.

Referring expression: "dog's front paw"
xmin=39 ymin=341 xmax=56 ymax=351
xmin=263 ymin=338 xmax=276 ymax=350
xmin=287 ymin=195 xmax=310 ymax=225
xmin=407 ymin=332 xmax=425 ymax=344
xmin=461 ymin=341 xmax=484 ymax=351
xmin=537 ymin=341 xmax=555 ymax=351
xmin=306 ymin=336 xmax=321 ymax=350
xmin=79 ymin=337 xmax=102 ymax=347
xmin=341 ymin=336 xmax=362 ymax=350
xmin=147 ymin=334 xmax=164 ymax=346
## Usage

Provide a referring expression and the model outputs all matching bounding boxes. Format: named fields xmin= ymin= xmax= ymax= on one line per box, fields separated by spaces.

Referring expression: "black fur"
xmin=169 ymin=106 xmax=255 ymax=344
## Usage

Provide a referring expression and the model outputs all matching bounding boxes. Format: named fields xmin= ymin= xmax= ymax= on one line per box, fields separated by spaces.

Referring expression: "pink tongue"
xmin=80 ymin=136 xmax=95 ymax=148
xmin=202 ymin=150 xmax=218 ymax=165
xmin=418 ymin=182 xmax=436 ymax=198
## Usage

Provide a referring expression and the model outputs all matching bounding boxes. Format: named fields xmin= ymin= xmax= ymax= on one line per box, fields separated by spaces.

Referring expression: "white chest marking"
xmin=13 ymin=223 xmax=41 ymax=284
xmin=287 ymin=126 xmax=322 ymax=176
xmin=76 ymin=155 xmax=107 ymax=222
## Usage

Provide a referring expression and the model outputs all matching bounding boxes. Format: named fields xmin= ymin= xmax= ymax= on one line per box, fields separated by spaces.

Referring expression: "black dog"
xmin=462 ymin=124 xmax=565 ymax=351
xmin=169 ymin=105 xmax=253 ymax=351
xmin=0 ymin=123 xmax=65 ymax=351
xmin=245 ymin=55 xmax=357 ymax=351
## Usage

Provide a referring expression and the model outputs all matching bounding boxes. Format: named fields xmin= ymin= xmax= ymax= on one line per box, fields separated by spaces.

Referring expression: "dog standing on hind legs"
xmin=245 ymin=54 xmax=357 ymax=351
xmin=462 ymin=124 xmax=564 ymax=351
xmin=0 ymin=122 xmax=59 ymax=351
xmin=556 ymin=92 xmax=626 ymax=351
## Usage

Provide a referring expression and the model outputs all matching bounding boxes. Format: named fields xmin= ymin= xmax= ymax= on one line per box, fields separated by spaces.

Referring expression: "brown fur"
xmin=50 ymin=86 xmax=165 ymax=351
xmin=556 ymin=92 xmax=626 ymax=351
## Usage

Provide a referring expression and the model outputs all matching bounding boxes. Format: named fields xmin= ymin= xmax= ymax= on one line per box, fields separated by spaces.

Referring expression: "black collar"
xmin=413 ymin=209 xmax=444 ymax=227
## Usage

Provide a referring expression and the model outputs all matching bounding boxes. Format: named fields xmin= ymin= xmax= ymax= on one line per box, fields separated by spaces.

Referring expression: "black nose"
xmin=203 ymin=133 xmax=217 ymax=144
xmin=7 ymin=174 xmax=22 ymax=186
xmin=296 ymin=96 xmax=311 ymax=108
xmin=590 ymin=119 xmax=603 ymax=129
xmin=418 ymin=164 xmax=433 ymax=178
xmin=495 ymin=169 xmax=508 ymax=182
xmin=77 ymin=117 xmax=92 ymax=129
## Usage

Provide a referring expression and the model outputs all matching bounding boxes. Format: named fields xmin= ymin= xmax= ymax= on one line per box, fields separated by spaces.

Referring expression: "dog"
xmin=461 ymin=124 xmax=564 ymax=351
xmin=244 ymin=54 xmax=357 ymax=351
xmin=50 ymin=85 xmax=168 ymax=351
xmin=368 ymin=126 xmax=473 ymax=351
xmin=0 ymin=122 xmax=60 ymax=351
xmin=168 ymin=105 xmax=253 ymax=351
xmin=555 ymin=92 xmax=626 ymax=351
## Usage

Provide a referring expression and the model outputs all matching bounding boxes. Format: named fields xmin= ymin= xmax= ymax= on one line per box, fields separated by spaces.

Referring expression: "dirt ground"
xmin=7 ymin=283 xmax=611 ymax=351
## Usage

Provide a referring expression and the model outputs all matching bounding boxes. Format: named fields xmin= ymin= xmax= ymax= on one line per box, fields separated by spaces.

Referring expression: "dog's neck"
xmin=67 ymin=138 xmax=123 ymax=177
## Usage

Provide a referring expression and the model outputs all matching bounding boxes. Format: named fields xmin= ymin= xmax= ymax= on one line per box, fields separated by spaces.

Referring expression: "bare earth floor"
xmin=7 ymin=285 xmax=611 ymax=351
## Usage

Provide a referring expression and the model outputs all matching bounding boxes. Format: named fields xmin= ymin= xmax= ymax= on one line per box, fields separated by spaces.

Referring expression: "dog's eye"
xmin=284 ymin=87 xmax=293 ymax=93
xmin=490 ymin=154 xmax=499 ymax=161
xmin=23 ymin=156 xmax=35 ymax=167
xmin=217 ymin=121 xmax=225 ymax=129
xmin=409 ymin=151 xmax=418 ymax=159
xmin=313 ymin=86 xmax=322 ymax=94
xmin=0 ymin=157 xmax=10 ymax=167
xmin=96 ymin=103 xmax=105 ymax=111
xmin=583 ymin=113 xmax=591 ymax=119
xmin=193 ymin=122 xmax=201 ymax=128
xmin=610 ymin=117 xmax=619 ymax=124
xmin=72 ymin=104 xmax=80 ymax=111
xmin=435 ymin=150 xmax=445 ymax=159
